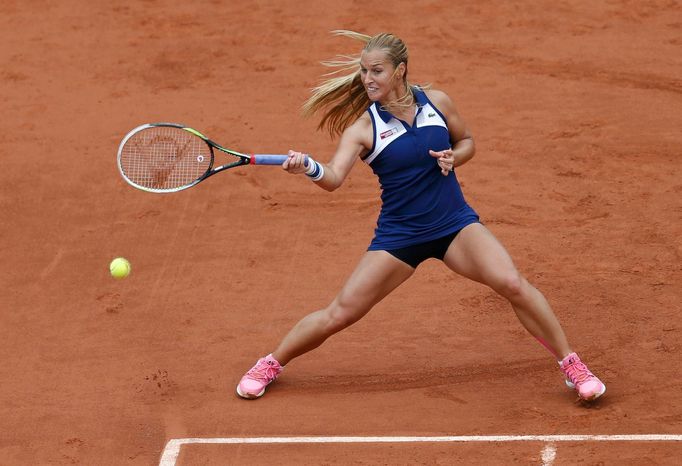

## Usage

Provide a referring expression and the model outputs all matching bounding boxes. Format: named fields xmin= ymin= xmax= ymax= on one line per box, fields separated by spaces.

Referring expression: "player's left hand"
xmin=429 ymin=149 xmax=454 ymax=176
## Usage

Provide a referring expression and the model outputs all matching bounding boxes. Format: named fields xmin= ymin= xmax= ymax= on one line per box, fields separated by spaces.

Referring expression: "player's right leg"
xmin=236 ymin=250 xmax=414 ymax=399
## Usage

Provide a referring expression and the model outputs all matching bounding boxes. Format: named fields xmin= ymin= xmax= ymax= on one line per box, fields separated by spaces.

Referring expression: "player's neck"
xmin=379 ymin=86 xmax=415 ymax=118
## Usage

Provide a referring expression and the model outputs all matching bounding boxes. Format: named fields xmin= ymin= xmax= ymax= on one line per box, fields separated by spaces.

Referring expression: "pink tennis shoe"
xmin=235 ymin=352 xmax=605 ymax=402
xmin=236 ymin=354 xmax=283 ymax=399
xmin=560 ymin=353 xmax=606 ymax=401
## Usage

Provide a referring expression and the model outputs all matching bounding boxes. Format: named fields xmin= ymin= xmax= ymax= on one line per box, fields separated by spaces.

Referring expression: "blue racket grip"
xmin=250 ymin=154 xmax=310 ymax=167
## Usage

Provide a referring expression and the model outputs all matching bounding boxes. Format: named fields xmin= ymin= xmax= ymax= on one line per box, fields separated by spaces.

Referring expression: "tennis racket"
xmin=117 ymin=123 xmax=304 ymax=193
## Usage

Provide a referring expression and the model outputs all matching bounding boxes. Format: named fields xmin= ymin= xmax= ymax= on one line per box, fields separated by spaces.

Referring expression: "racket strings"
xmin=120 ymin=126 xmax=212 ymax=191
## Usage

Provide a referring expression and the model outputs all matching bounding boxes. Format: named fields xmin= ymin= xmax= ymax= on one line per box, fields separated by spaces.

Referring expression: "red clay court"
xmin=1 ymin=0 xmax=681 ymax=464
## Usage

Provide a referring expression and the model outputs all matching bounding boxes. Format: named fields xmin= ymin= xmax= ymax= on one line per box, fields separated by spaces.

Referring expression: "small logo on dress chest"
xmin=380 ymin=127 xmax=399 ymax=139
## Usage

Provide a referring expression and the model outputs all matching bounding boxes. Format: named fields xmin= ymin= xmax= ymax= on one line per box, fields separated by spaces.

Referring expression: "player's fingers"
xmin=284 ymin=150 xmax=298 ymax=172
xmin=292 ymin=153 xmax=304 ymax=170
xmin=286 ymin=150 xmax=309 ymax=174
xmin=437 ymin=158 xmax=452 ymax=176
xmin=429 ymin=149 xmax=443 ymax=158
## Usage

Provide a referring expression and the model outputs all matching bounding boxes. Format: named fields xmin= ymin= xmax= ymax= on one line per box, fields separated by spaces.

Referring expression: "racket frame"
xmin=117 ymin=122 xmax=287 ymax=193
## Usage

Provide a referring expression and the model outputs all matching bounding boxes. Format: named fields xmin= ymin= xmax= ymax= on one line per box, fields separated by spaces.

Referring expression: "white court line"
xmin=159 ymin=435 xmax=682 ymax=466
xmin=541 ymin=443 xmax=557 ymax=466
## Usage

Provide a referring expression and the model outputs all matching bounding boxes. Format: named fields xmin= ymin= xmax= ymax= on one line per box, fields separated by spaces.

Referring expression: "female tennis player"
xmin=237 ymin=31 xmax=606 ymax=402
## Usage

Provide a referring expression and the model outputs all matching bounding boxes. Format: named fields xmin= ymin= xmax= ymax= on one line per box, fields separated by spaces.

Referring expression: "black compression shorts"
xmin=385 ymin=229 xmax=463 ymax=268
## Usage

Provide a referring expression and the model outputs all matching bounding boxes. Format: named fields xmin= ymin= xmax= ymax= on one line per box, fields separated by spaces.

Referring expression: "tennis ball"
xmin=110 ymin=257 xmax=131 ymax=280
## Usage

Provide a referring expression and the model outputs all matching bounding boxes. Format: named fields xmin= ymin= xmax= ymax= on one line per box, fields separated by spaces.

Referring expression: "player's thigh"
xmin=334 ymin=250 xmax=415 ymax=317
xmin=442 ymin=223 xmax=519 ymax=289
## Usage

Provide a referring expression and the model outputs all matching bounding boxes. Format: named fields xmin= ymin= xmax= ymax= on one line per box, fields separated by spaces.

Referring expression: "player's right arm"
xmin=283 ymin=114 xmax=372 ymax=192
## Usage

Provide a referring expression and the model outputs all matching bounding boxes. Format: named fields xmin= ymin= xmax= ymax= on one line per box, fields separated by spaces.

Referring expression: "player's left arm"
xmin=426 ymin=89 xmax=475 ymax=174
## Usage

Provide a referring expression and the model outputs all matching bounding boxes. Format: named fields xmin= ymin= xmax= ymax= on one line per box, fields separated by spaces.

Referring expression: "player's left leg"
xmin=442 ymin=222 xmax=605 ymax=400
xmin=443 ymin=223 xmax=570 ymax=357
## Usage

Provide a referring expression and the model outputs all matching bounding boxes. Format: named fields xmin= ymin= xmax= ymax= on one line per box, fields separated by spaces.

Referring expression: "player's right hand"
xmin=283 ymin=150 xmax=309 ymax=174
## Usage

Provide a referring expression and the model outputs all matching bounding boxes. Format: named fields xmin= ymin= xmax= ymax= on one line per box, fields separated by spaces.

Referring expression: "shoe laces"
xmin=564 ymin=359 xmax=595 ymax=386
xmin=246 ymin=360 xmax=280 ymax=383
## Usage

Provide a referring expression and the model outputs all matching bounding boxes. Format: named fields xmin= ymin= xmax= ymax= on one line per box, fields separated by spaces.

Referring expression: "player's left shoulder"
xmin=423 ymin=88 xmax=456 ymax=116
xmin=424 ymin=88 xmax=453 ymax=107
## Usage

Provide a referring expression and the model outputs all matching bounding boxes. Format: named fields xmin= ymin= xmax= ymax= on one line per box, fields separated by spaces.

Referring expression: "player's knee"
xmin=324 ymin=299 xmax=367 ymax=333
xmin=495 ymin=272 xmax=525 ymax=299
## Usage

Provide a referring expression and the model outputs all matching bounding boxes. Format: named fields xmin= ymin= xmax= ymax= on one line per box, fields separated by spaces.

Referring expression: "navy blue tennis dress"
xmin=364 ymin=87 xmax=479 ymax=251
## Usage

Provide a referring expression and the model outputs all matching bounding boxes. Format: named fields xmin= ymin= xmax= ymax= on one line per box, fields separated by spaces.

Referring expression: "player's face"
xmin=360 ymin=49 xmax=403 ymax=103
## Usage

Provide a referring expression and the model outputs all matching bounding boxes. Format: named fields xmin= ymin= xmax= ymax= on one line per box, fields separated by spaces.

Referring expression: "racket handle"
xmin=250 ymin=154 xmax=310 ymax=166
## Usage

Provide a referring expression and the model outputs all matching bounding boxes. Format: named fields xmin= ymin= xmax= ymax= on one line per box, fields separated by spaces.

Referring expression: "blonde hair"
xmin=303 ymin=30 xmax=414 ymax=136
